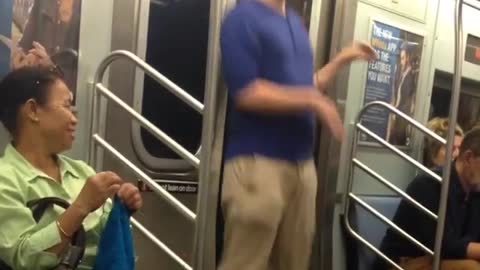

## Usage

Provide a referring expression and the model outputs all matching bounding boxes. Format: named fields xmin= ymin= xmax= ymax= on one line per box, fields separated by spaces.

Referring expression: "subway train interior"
xmin=0 ymin=0 xmax=479 ymax=269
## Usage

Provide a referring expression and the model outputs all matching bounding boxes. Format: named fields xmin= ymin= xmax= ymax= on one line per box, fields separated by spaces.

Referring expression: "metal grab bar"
xmin=353 ymin=159 xmax=437 ymax=220
xmin=346 ymin=223 xmax=403 ymax=270
xmin=433 ymin=0 xmax=464 ymax=268
xmin=356 ymin=123 xmax=442 ymax=182
xmin=96 ymin=84 xmax=200 ymax=168
xmin=344 ymin=102 xmax=449 ymax=270
xmin=344 ymin=1 xmax=466 ymax=268
xmin=88 ymin=50 xmax=204 ymax=269
xmin=131 ymin=218 xmax=192 ymax=270
xmin=349 ymin=193 xmax=433 ymax=255
xmin=357 ymin=101 xmax=447 ymax=144
xmin=89 ymin=50 xmax=204 ymax=169
xmin=96 ymin=50 xmax=203 ymax=113
xmin=94 ymin=134 xmax=196 ymax=221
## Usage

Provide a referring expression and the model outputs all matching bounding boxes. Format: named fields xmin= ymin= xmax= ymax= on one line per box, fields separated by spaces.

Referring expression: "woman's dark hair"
xmin=0 ymin=67 xmax=63 ymax=135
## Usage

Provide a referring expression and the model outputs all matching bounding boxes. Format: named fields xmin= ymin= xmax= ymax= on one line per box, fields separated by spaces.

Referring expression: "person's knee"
xmin=457 ymin=260 xmax=480 ymax=270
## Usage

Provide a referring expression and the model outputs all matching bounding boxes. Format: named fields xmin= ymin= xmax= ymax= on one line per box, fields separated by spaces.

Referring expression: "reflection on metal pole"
xmin=432 ymin=1 xmax=464 ymax=269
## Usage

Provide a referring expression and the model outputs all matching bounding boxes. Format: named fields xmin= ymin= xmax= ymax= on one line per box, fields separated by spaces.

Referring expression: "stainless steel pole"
xmin=432 ymin=1 xmax=464 ymax=269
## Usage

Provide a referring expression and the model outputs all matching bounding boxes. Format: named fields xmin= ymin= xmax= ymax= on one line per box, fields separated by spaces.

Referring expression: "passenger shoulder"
xmin=223 ymin=2 xmax=261 ymax=30
xmin=0 ymin=161 xmax=25 ymax=189
xmin=407 ymin=173 xmax=440 ymax=193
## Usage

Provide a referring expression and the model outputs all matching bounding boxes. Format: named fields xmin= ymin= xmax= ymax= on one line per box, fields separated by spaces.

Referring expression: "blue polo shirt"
xmin=221 ymin=0 xmax=316 ymax=162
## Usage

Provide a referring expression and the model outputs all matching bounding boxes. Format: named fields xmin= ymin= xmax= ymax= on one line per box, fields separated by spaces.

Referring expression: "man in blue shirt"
xmin=219 ymin=1 xmax=376 ymax=269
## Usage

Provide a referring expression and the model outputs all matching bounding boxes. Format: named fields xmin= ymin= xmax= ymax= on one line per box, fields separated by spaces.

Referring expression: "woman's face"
xmin=433 ymin=135 xmax=463 ymax=167
xmin=35 ymin=79 xmax=78 ymax=153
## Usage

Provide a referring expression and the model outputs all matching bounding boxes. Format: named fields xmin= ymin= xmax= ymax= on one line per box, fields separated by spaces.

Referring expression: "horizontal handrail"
xmin=344 ymin=101 xmax=449 ymax=270
xmin=349 ymin=193 xmax=433 ymax=255
xmin=356 ymin=101 xmax=446 ymax=145
xmin=96 ymin=84 xmax=200 ymax=168
xmin=346 ymin=224 xmax=403 ymax=270
xmin=95 ymin=50 xmax=203 ymax=113
xmin=357 ymin=124 xmax=442 ymax=182
xmin=89 ymin=50 xmax=203 ymax=270
xmin=93 ymin=134 xmax=196 ymax=221
xmin=353 ymin=158 xmax=437 ymax=220
xmin=131 ymin=218 xmax=192 ymax=270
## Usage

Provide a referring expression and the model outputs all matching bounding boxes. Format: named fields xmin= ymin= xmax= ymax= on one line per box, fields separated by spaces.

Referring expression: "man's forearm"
xmin=235 ymin=79 xmax=320 ymax=114
xmin=314 ymin=54 xmax=350 ymax=92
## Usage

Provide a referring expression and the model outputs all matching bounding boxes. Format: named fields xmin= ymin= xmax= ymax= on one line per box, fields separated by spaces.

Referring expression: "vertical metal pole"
xmin=343 ymin=122 xmax=360 ymax=218
xmin=192 ymin=0 xmax=225 ymax=268
xmin=432 ymin=1 xmax=463 ymax=269
xmin=89 ymin=83 xmax=101 ymax=170
xmin=89 ymin=60 xmax=110 ymax=171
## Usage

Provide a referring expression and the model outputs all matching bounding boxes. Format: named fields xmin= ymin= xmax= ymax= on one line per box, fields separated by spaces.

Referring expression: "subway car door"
xmin=100 ymin=0 xmax=214 ymax=269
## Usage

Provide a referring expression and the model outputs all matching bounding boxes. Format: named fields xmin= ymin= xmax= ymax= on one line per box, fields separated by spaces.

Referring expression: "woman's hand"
xmin=73 ymin=171 xmax=123 ymax=215
xmin=117 ymin=183 xmax=143 ymax=212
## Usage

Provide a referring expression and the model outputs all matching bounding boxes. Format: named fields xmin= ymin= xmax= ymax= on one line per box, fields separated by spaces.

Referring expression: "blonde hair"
xmin=423 ymin=117 xmax=464 ymax=168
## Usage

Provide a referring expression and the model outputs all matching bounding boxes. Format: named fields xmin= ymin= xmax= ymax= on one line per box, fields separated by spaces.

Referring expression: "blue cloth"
xmin=221 ymin=0 xmax=316 ymax=162
xmin=93 ymin=197 xmax=135 ymax=270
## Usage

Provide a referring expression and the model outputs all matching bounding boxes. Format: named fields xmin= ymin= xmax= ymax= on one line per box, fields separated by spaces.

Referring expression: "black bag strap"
xmin=26 ymin=197 xmax=87 ymax=270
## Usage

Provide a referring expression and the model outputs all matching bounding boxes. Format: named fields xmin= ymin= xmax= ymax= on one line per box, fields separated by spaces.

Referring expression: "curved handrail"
xmin=89 ymin=50 xmax=204 ymax=168
xmin=94 ymin=84 xmax=200 ymax=168
xmin=355 ymin=101 xmax=446 ymax=145
xmin=343 ymin=99 xmax=458 ymax=269
xmin=94 ymin=50 xmax=203 ymax=113
xmin=344 ymin=0 xmax=466 ymax=264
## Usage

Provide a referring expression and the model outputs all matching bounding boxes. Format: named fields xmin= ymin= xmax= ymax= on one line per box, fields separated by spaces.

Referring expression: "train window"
xmin=132 ymin=0 xmax=209 ymax=171
xmin=430 ymin=71 xmax=480 ymax=132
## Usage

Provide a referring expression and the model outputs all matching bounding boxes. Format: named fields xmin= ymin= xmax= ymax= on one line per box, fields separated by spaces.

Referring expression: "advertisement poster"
xmin=0 ymin=1 xmax=13 ymax=79
xmin=1 ymin=0 xmax=82 ymax=101
xmin=360 ymin=20 xmax=424 ymax=147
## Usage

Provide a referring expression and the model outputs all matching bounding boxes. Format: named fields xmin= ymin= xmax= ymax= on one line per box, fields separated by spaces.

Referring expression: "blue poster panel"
xmin=0 ymin=0 xmax=13 ymax=79
xmin=360 ymin=21 xmax=424 ymax=147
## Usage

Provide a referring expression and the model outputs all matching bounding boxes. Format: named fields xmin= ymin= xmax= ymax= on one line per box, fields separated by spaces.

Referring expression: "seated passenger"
xmin=0 ymin=67 xmax=143 ymax=270
xmin=423 ymin=117 xmax=464 ymax=168
xmin=376 ymin=128 xmax=480 ymax=270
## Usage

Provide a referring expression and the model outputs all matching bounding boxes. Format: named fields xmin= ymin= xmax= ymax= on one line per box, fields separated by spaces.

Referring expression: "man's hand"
xmin=314 ymin=41 xmax=376 ymax=91
xmin=339 ymin=42 xmax=377 ymax=62
xmin=310 ymin=96 xmax=345 ymax=142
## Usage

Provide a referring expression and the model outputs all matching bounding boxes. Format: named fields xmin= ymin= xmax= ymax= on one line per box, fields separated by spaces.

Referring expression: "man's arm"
xmin=314 ymin=42 xmax=376 ymax=92
xmin=221 ymin=15 xmax=344 ymax=141
xmin=235 ymin=79 xmax=318 ymax=113
xmin=234 ymin=79 xmax=344 ymax=141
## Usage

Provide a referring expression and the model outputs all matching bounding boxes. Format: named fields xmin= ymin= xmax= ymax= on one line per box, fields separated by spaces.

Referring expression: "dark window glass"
xmin=141 ymin=0 xmax=210 ymax=159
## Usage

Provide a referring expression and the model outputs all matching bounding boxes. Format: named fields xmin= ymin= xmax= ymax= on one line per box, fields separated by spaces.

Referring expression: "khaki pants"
xmin=397 ymin=256 xmax=480 ymax=270
xmin=218 ymin=155 xmax=318 ymax=270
